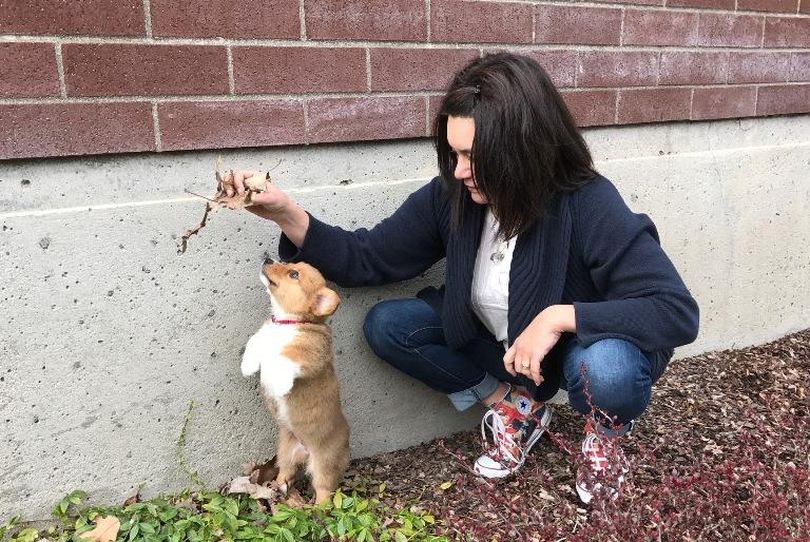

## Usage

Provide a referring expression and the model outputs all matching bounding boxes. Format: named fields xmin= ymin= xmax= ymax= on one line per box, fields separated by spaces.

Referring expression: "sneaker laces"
xmin=480 ymin=406 xmax=525 ymax=468
xmin=582 ymin=432 xmax=610 ymax=471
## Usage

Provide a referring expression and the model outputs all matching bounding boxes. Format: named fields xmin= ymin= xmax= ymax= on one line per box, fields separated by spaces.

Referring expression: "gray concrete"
xmin=1 ymin=115 xmax=809 ymax=518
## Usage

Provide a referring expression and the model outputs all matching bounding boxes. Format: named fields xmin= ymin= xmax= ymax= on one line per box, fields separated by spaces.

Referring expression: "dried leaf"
xmin=224 ymin=475 xmax=279 ymax=501
xmin=178 ymin=158 xmax=271 ymax=254
xmin=79 ymin=516 xmax=120 ymax=542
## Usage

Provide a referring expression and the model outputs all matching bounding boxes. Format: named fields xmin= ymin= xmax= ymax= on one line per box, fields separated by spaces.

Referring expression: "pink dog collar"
xmin=271 ymin=316 xmax=304 ymax=325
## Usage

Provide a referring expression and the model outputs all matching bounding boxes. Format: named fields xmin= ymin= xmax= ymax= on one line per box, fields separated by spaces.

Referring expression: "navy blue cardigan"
xmin=279 ymin=176 xmax=699 ymax=357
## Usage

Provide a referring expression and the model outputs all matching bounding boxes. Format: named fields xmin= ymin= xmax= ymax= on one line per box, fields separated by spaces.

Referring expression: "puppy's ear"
xmin=311 ymin=287 xmax=340 ymax=317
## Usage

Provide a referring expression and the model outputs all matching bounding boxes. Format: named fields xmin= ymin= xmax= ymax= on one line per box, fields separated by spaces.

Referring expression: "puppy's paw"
xmin=260 ymin=357 xmax=300 ymax=397
xmin=241 ymin=352 xmax=260 ymax=377
xmin=241 ymin=337 xmax=262 ymax=377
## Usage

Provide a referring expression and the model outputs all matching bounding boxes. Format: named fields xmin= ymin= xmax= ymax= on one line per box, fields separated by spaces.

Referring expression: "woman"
xmin=223 ymin=53 xmax=699 ymax=503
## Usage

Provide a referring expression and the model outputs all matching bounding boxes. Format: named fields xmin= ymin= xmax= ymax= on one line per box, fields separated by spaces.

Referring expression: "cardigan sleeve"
xmin=277 ymin=178 xmax=446 ymax=287
xmin=571 ymin=178 xmax=699 ymax=352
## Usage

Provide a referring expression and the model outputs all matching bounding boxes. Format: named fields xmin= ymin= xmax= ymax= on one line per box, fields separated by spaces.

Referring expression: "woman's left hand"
xmin=503 ymin=305 xmax=576 ymax=385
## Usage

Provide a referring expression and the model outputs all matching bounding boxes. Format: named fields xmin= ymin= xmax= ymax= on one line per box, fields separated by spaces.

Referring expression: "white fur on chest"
xmin=241 ymin=323 xmax=301 ymax=402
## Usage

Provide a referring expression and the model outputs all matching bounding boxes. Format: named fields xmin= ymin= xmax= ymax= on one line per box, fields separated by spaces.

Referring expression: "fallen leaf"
xmin=178 ymin=157 xmax=271 ymax=254
xmin=79 ymin=516 xmax=120 ymax=542
xmin=224 ymin=475 xmax=279 ymax=501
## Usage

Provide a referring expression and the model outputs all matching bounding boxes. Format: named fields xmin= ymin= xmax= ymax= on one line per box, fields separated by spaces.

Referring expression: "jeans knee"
xmin=363 ymin=301 xmax=401 ymax=358
xmin=569 ymin=339 xmax=652 ymax=423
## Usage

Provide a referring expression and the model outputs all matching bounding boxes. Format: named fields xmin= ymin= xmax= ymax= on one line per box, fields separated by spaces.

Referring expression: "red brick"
xmin=63 ymin=44 xmax=228 ymax=97
xmin=667 ymin=0 xmax=734 ymax=8
xmin=737 ymin=0 xmax=798 ymax=12
xmin=431 ymin=0 xmax=533 ymax=44
xmin=0 ymin=43 xmax=59 ymax=98
xmin=790 ymin=53 xmax=810 ymax=82
xmin=618 ymin=88 xmax=692 ymax=124
xmin=577 ymin=52 xmax=658 ymax=88
xmin=523 ymin=50 xmax=578 ymax=88
xmin=692 ymin=86 xmax=757 ymax=120
xmin=698 ymin=14 xmax=764 ymax=47
xmin=764 ymin=17 xmax=810 ymax=47
xmin=727 ymin=52 xmax=791 ymax=84
xmin=534 ymin=5 xmax=621 ymax=46
xmin=0 ymin=0 xmax=144 ymax=36
xmin=305 ymin=0 xmax=426 ymax=41
xmin=308 ymin=97 xmax=425 ymax=143
xmin=598 ymin=0 xmax=663 ymax=5
xmin=233 ymin=47 xmax=366 ymax=94
xmin=757 ymin=84 xmax=810 ymax=115
xmin=158 ymin=101 xmax=305 ymax=151
xmin=150 ymin=0 xmax=299 ymax=39
xmin=623 ymin=9 xmax=699 ymax=46
xmin=428 ymin=95 xmax=444 ymax=128
xmin=801 ymin=0 xmax=810 ymax=13
xmin=561 ymin=90 xmax=617 ymax=127
xmin=371 ymin=48 xmax=478 ymax=92
xmin=659 ymin=51 xmax=728 ymax=85
xmin=0 ymin=103 xmax=154 ymax=159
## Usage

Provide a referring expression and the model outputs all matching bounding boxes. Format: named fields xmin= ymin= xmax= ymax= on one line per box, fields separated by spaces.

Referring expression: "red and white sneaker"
xmin=575 ymin=425 xmax=630 ymax=504
xmin=473 ymin=386 xmax=553 ymax=479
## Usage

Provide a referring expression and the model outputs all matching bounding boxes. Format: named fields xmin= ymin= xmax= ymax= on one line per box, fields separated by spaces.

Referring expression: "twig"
xmin=184 ymin=188 xmax=216 ymax=202
xmin=178 ymin=201 xmax=215 ymax=254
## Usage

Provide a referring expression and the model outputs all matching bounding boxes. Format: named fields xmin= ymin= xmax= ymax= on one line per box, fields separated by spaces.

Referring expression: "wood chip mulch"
xmin=344 ymin=328 xmax=810 ymax=541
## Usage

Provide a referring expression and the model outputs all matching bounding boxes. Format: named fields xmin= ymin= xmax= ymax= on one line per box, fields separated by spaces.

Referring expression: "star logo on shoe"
xmin=516 ymin=396 xmax=532 ymax=416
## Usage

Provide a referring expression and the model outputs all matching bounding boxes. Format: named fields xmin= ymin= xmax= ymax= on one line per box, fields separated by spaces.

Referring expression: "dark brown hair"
xmin=434 ymin=52 xmax=597 ymax=239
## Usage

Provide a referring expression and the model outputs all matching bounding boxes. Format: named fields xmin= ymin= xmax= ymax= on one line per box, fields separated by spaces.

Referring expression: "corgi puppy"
xmin=241 ymin=259 xmax=350 ymax=504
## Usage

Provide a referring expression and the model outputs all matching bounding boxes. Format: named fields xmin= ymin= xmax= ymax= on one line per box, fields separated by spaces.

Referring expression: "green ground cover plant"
xmin=1 ymin=487 xmax=447 ymax=542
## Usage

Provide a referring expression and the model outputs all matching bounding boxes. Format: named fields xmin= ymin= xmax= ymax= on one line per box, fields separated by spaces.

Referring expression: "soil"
xmin=343 ymin=328 xmax=810 ymax=541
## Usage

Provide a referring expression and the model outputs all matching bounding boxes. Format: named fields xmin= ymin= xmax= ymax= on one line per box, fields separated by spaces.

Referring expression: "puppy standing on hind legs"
xmin=241 ymin=258 xmax=350 ymax=504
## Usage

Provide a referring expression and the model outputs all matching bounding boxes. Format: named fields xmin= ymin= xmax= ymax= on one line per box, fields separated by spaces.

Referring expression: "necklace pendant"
xmin=490 ymin=251 xmax=505 ymax=263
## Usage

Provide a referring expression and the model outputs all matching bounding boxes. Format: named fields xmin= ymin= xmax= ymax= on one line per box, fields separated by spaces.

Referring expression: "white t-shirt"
xmin=471 ymin=208 xmax=515 ymax=349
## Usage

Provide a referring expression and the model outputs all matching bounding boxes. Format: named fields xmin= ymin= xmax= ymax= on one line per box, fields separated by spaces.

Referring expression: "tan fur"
xmin=257 ymin=262 xmax=349 ymax=505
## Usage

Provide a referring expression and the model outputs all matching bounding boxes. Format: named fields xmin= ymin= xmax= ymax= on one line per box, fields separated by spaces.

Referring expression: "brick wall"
xmin=1 ymin=0 xmax=809 ymax=159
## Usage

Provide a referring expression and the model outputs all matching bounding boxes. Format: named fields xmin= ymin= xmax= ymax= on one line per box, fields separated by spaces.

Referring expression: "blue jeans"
xmin=363 ymin=298 xmax=670 ymax=435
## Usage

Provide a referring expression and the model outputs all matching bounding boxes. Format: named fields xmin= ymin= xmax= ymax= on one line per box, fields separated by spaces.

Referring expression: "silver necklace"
xmin=490 ymin=236 xmax=510 ymax=263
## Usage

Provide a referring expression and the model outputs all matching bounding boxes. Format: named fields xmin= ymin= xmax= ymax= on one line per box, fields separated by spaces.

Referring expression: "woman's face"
xmin=447 ymin=116 xmax=488 ymax=205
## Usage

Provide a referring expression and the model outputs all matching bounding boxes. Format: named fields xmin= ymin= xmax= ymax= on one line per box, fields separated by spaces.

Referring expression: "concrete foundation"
xmin=1 ymin=115 xmax=808 ymax=517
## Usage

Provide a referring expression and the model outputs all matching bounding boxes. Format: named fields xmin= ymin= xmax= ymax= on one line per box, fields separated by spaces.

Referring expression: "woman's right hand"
xmin=222 ymin=169 xmax=293 ymax=221
xmin=221 ymin=169 xmax=310 ymax=247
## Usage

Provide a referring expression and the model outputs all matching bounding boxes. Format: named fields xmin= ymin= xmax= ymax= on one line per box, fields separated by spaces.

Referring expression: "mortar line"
xmin=426 ymin=0 xmax=432 ymax=42
xmin=299 ymin=0 xmax=307 ymax=40
xmin=54 ymin=43 xmax=67 ymax=98
xmin=151 ymin=101 xmax=162 ymax=151
xmin=143 ymin=0 xmax=153 ymax=38
xmin=365 ymin=48 xmax=372 ymax=92
xmin=3 ymin=34 xmax=809 ymax=53
xmin=303 ymin=99 xmax=310 ymax=144
xmin=226 ymin=45 xmax=235 ymax=94
xmin=2 ymin=80 xmax=806 ymax=107
xmin=424 ymin=96 xmax=431 ymax=137
xmin=688 ymin=87 xmax=695 ymax=121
